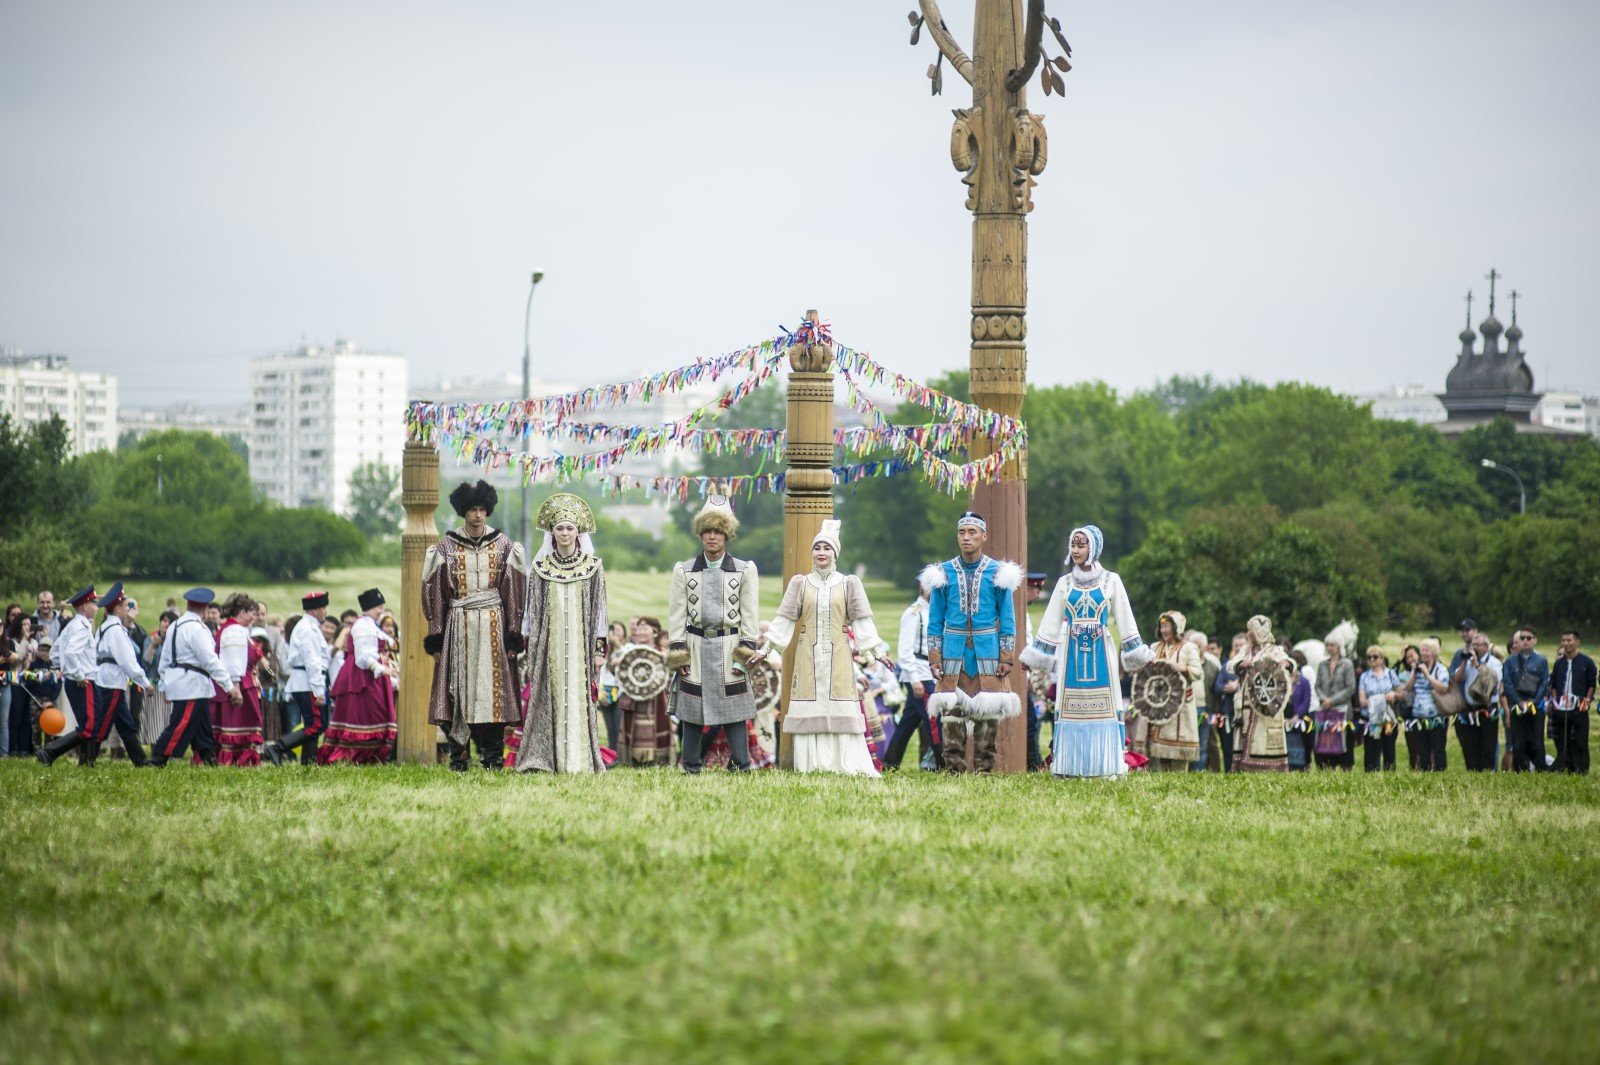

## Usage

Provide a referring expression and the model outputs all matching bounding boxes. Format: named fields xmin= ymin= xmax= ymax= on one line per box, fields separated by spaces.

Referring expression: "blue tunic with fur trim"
xmin=924 ymin=556 xmax=1018 ymax=678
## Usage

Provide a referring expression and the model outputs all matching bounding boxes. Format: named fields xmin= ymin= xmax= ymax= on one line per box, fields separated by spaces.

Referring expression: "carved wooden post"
xmin=916 ymin=0 xmax=1053 ymax=772
xmin=776 ymin=309 xmax=835 ymax=769
xmin=398 ymin=439 xmax=440 ymax=763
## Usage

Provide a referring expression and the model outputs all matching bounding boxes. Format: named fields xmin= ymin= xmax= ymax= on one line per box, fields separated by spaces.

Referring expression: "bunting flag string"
xmin=4 ymin=670 xmax=63 ymax=685
xmin=403 ymin=317 xmax=1028 ymax=496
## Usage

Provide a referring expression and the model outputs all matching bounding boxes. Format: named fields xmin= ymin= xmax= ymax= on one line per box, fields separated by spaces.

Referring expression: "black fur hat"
xmin=449 ymin=479 xmax=499 ymax=518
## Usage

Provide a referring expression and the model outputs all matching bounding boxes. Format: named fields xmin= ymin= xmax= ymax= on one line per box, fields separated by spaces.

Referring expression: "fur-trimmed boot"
xmin=940 ymin=716 xmax=970 ymax=773
xmin=971 ymin=719 xmax=1000 ymax=773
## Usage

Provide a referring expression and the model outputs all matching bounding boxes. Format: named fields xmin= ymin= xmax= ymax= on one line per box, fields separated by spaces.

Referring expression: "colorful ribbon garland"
xmin=404 ymin=318 xmax=1029 ymax=497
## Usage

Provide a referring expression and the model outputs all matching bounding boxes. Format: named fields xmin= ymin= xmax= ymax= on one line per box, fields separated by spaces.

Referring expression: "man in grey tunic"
xmin=665 ymin=494 xmax=761 ymax=773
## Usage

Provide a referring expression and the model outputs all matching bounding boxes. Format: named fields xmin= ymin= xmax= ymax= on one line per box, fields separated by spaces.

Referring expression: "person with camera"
xmin=1452 ymin=632 xmax=1501 ymax=771
xmin=1548 ymin=631 xmax=1595 ymax=774
xmin=1409 ymin=638 xmax=1452 ymax=771
xmin=1501 ymin=628 xmax=1551 ymax=772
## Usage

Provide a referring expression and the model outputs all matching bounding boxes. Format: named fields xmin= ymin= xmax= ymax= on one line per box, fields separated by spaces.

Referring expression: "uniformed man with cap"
xmin=263 ymin=591 xmax=331 ymax=766
xmin=149 ymin=587 xmax=239 ymax=768
xmin=51 ymin=584 xmax=99 ymax=740
xmin=37 ymin=582 xmax=153 ymax=766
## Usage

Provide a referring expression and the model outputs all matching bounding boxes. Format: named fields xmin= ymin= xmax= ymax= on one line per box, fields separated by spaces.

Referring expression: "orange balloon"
xmin=39 ymin=706 xmax=66 ymax=736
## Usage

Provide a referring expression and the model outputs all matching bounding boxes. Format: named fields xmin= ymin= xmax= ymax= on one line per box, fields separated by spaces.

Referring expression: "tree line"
xmin=830 ymin=373 xmax=1600 ymax=640
xmin=0 ymin=419 xmax=371 ymax=591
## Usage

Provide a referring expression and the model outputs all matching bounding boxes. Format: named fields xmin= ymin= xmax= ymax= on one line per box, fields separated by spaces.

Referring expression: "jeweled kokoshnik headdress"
xmin=536 ymin=493 xmax=596 ymax=533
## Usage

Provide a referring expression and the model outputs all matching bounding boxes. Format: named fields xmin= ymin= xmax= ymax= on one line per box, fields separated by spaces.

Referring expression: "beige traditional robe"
xmin=767 ymin=569 xmax=884 ymax=734
xmin=422 ymin=527 xmax=528 ymax=742
xmin=1129 ymin=612 xmax=1203 ymax=764
xmin=765 ymin=567 xmax=885 ymax=775
xmin=1236 ymin=647 xmax=1294 ymax=771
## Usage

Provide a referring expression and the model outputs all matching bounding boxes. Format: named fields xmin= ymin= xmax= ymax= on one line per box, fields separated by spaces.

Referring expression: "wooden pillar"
xmin=397 ymin=440 xmax=439 ymax=763
xmin=947 ymin=0 xmax=1043 ymax=772
xmin=776 ymin=309 xmax=835 ymax=769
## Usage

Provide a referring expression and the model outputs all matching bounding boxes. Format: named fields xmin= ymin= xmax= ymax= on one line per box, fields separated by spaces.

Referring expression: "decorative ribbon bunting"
xmin=3 ymin=670 xmax=63 ymax=684
xmin=404 ymin=318 xmax=1029 ymax=498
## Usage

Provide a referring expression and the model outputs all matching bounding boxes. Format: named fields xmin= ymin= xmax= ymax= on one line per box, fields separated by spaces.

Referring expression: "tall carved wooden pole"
xmin=913 ymin=0 xmax=1060 ymax=772
xmin=776 ymin=309 xmax=835 ymax=769
xmin=398 ymin=440 xmax=440 ymax=763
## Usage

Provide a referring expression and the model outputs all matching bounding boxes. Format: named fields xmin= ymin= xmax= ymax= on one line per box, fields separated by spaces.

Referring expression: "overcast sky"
xmin=3 ymin=0 xmax=1596 ymax=408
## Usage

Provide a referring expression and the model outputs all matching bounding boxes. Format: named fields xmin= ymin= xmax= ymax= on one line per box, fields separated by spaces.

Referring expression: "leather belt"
xmin=687 ymin=624 xmax=739 ymax=638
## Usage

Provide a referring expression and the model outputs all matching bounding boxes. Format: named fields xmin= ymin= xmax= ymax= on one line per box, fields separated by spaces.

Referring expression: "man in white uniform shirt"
xmin=263 ymin=591 xmax=331 ymax=767
xmin=881 ymin=588 xmax=941 ymax=771
xmin=51 ymin=585 xmax=99 ymax=739
xmin=149 ymin=588 xmax=239 ymax=768
xmin=38 ymin=582 xmax=153 ymax=767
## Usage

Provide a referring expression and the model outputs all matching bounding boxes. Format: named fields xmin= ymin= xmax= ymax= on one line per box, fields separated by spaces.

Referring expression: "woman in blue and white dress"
xmin=1021 ymin=525 xmax=1153 ymax=778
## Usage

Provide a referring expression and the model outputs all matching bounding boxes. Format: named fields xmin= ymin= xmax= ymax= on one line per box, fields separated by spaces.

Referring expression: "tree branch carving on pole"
xmin=1005 ymin=0 xmax=1045 ymax=92
xmin=909 ymin=3 xmax=975 ymax=92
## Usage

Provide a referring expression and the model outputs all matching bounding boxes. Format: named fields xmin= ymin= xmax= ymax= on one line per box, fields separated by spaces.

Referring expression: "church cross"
xmin=1509 ymin=289 xmax=1520 ymax=326
xmin=1484 ymin=268 xmax=1500 ymax=314
xmin=1464 ymin=288 xmax=1473 ymax=330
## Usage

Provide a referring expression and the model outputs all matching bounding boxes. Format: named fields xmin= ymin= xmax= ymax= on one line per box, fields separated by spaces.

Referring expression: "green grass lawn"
xmin=1 ymin=763 xmax=1596 ymax=1063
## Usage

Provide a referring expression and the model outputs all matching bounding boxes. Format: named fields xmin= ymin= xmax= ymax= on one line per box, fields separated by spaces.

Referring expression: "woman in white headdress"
xmin=1020 ymin=524 xmax=1153 ymax=778
xmin=514 ymin=493 xmax=608 ymax=773
xmin=759 ymin=520 xmax=886 ymax=775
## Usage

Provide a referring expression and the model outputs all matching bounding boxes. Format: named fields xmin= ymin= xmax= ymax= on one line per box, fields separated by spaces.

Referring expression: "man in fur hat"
xmin=666 ymin=494 xmax=761 ymax=772
xmin=422 ymin=479 xmax=528 ymax=771
xmin=919 ymin=512 xmax=1023 ymax=773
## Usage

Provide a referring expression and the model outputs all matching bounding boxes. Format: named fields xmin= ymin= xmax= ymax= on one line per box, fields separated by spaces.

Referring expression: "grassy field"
xmin=1 ymin=763 xmax=1596 ymax=1063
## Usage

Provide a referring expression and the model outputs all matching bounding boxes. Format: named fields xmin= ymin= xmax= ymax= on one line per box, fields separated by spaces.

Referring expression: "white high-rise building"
xmin=0 ymin=350 xmax=118 ymax=454
xmin=251 ymin=339 xmax=409 ymax=514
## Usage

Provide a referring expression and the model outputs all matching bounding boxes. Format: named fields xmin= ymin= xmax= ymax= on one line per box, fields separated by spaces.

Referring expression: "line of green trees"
xmin=832 ymin=374 xmax=1600 ymax=640
xmin=0 ymin=418 xmax=369 ymax=593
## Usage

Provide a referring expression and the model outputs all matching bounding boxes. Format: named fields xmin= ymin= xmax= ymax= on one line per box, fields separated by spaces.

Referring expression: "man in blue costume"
xmin=919 ymin=512 xmax=1022 ymax=773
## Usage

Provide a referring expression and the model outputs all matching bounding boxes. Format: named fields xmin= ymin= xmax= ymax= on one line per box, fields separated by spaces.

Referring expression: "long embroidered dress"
xmin=1233 ymin=620 xmax=1294 ymax=772
xmin=320 ymin=616 xmax=397 ymax=764
xmin=209 ymin=618 xmax=264 ymax=766
xmin=1025 ymin=567 xmax=1150 ymax=778
xmin=765 ymin=568 xmax=886 ymax=776
xmin=515 ymin=550 xmax=608 ymax=774
xmin=1128 ymin=611 xmax=1203 ymax=769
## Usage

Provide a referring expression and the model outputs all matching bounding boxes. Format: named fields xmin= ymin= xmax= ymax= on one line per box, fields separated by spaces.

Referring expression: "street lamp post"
xmin=1480 ymin=458 xmax=1526 ymax=514
xmin=521 ymin=270 xmax=545 ymax=550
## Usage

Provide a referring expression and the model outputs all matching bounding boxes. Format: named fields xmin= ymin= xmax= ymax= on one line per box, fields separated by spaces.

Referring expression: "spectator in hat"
xmin=1448 ymin=619 xmax=1479 ymax=676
